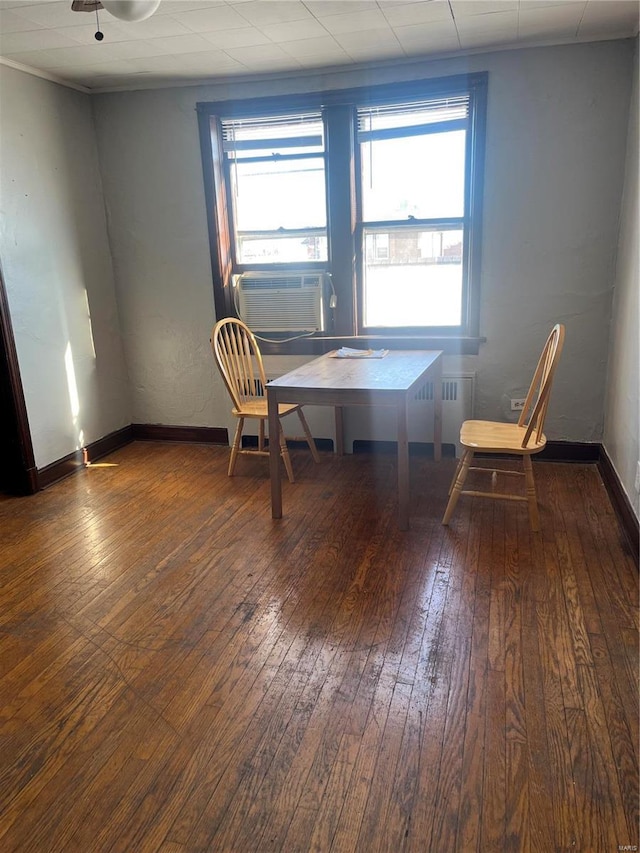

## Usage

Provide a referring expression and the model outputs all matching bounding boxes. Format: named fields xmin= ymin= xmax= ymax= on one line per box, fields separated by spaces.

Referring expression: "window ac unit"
xmin=237 ymin=271 xmax=325 ymax=333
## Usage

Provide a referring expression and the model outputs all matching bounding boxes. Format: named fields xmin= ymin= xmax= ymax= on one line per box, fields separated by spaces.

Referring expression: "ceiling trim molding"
xmin=0 ymin=57 xmax=91 ymax=95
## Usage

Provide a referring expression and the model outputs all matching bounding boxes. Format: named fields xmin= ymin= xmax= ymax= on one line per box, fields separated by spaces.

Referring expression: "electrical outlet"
xmin=635 ymin=461 xmax=640 ymax=493
xmin=510 ymin=398 xmax=526 ymax=411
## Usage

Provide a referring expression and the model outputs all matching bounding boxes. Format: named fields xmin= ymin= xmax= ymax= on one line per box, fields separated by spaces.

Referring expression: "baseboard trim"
xmin=352 ymin=439 xmax=457 ymax=458
xmin=352 ymin=439 xmax=597 ymax=461
xmin=132 ymin=424 xmax=229 ymax=445
xmin=598 ymin=446 xmax=639 ymax=561
xmin=87 ymin=425 xmax=134 ymax=463
xmin=38 ymin=449 xmax=84 ymax=490
xmin=537 ymin=440 xmax=601 ymax=462
xmin=37 ymin=425 xmax=134 ymax=490
xmin=242 ymin=435 xmax=335 ymax=452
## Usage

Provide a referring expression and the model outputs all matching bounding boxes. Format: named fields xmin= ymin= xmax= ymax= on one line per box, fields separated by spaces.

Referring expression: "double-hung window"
xmin=221 ymin=112 xmax=327 ymax=267
xmin=198 ymin=73 xmax=487 ymax=352
xmin=357 ymin=97 xmax=469 ymax=331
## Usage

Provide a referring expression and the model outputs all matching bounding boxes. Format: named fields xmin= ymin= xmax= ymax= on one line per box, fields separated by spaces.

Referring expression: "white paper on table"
xmin=331 ymin=347 xmax=389 ymax=359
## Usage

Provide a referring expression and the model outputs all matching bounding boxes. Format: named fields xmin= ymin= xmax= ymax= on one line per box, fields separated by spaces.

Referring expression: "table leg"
xmin=397 ymin=395 xmax=409 ymax=530
xmin=433 ymin=357 xmax=442 ymax=462
xmin=267 ymin=387 xmax=282 ymax=519
xmin=334 ymin=406 xmax=344 ymax=456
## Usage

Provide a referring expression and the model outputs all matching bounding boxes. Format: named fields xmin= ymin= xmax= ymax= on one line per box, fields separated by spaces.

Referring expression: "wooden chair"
xmin=211 ymin=317 xmax=320 ymax=482
xmin=442 ymin=323 xmax=565 ymax=531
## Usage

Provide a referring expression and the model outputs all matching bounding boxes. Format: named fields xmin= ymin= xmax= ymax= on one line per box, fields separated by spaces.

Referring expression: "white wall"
xmin=0 ymin=65 xmax=131 ymax=469
xmin=603 ymin=41 xmax=639 ymax=519
xmin=94 ymin=88 xmax=223 ymax=427
xmin=92 ymin=40 xmax=634 ymax=443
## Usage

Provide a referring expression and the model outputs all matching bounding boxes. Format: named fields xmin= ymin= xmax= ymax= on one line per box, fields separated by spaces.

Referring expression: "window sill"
xmin=257 ymin=335 xmax=484 ymax=356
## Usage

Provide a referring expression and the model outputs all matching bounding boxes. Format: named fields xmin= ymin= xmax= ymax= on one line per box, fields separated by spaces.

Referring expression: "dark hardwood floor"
xmin=0 ymin=441 xmax=637 ymax=852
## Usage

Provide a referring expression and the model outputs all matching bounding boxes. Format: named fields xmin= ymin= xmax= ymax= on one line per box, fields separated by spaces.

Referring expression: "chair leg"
xmin=297 ymin=409 xmax=320 ymax=463
xmin=442 ymin=450 xmax=473 ymax=525
xmin=448 ymin=455 xmax=464 ymax=495
xmin=229 ymin=417 xmax=244 ymax=476
xmin=279 ymin=422 xmax=295 ymax=484
xmin=258 ymin=418 xmax=265 ymax=452
xmin=523 ymin=454 xmax=540 ymax=531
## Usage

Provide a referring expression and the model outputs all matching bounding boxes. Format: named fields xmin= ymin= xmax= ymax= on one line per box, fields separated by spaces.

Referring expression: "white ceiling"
xmin=0 ymin=0 xmax=638 ymax=92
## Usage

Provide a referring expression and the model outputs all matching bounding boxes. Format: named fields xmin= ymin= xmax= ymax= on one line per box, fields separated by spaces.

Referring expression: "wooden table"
xmin=267 ymin=349 xmax=443 ymax=530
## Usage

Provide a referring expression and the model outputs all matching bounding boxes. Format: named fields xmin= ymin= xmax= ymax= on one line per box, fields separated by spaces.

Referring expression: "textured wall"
xmin=0 ymin=65 xmax=131 ymax=468
xmin=603 ymin=40 xmax=639 ymax=518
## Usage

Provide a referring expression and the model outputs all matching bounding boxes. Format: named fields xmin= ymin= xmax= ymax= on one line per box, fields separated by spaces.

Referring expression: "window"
xmin=198 ymin=73 xmax=486 ymax=351
xmin=221 ymin=112 xmax=327 ymax=265
xmin=358 ymin=97 xmax=469 ymax=331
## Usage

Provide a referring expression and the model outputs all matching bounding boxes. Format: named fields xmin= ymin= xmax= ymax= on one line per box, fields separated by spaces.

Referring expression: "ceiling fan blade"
xmin=71 ymin=1 xmax=104 ymax=11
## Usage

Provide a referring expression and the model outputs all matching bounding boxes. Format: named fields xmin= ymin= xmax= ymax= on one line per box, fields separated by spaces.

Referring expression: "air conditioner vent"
xmin=237 ymin=271 xmax=325 ymax=333
xmin=241 ymin=273 xmax=323 ymax=291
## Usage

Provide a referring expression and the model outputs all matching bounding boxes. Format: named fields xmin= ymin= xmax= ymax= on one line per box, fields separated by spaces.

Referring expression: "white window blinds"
xmin=357 ymin=96 xmax=469 ymax=141
xmin=221 ymin=112 xmax=324 ymax=156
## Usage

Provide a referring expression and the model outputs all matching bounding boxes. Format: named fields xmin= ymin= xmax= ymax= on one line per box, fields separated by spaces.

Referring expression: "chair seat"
xmin=232 ymin=398 xmax=300 ymax=419
xmin=460 ymin=420 xmax=547 ymax=455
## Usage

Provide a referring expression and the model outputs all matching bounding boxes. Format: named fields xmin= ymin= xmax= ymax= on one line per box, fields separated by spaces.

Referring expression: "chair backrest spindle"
xmin=518 ymin=323 xmax=565 ymax=448
xmin=212 ymin=318 xmax=268 ymax=411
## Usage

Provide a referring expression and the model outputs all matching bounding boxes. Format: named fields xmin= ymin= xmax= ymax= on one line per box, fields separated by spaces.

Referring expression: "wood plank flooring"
xmin=0 ymin=441 xmax=637 ymax=852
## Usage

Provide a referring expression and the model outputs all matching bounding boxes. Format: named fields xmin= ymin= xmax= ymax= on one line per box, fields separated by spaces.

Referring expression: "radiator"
xmin=342 ymin=372 xmax=476 ymax=456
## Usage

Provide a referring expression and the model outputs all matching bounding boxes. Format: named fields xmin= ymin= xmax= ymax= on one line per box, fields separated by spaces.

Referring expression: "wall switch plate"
xmin=510 ymin=398 xmax=526 ymax=411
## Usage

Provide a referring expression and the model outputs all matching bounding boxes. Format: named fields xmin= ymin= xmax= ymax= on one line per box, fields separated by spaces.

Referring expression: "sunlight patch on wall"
xmin=64 ymin=341 xmax=80 ymax=420
xmin=64 ymin=340 xmax=87 ymax=453
xmin=84 ymin=289 xmax=97 ymax=360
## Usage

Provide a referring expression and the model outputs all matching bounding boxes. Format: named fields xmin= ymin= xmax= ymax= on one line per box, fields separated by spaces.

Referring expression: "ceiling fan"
xmin=71 ymin=1 xmax=161 ymax=22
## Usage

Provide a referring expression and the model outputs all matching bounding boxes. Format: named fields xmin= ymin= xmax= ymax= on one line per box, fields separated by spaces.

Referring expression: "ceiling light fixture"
xmin=101 ymin=1 xmax=162 ymax=22
xmin=71 ymin=1 xmax=161 ymax=40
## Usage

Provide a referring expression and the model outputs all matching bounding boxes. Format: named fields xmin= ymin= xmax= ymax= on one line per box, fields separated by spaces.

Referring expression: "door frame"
xmin=0 ymin=266 xmax=37 ymax=494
